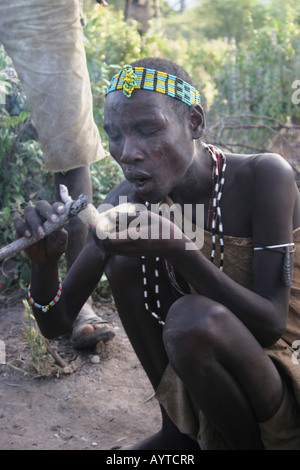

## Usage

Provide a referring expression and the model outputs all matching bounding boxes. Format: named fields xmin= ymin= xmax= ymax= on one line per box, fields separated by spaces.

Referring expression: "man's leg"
xmin=55 ymin=167 xmax=115 ymax=349
xmin=108 ymin=256 xmax=200 ymax=450
xmin=112 ymin=405 xmax=199 ymax=450
xmin=163 ymin=294 xmax=285 ymax=449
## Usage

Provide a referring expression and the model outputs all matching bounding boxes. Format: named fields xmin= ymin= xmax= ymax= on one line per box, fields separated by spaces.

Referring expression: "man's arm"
xmin=30 ymin=231 xmax=107 ymax=339
xmin=14 ymin=199 xmax=109 ymax=339
xmin=167 ymin=242 xmax=290 ymax=347
xmin=168 ymin=154 xmax=298 ymax=347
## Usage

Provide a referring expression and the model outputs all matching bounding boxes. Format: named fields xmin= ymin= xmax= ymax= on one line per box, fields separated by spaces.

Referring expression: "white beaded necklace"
xmin=141 ymin=254 xmax=165 ymax=326
xmin=141 ymin=144 xmax=227 ymax=327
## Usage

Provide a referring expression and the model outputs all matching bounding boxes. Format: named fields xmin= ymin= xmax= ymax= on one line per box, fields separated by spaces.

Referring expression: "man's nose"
xmin=120 ymin=138 xmax=144 ymax=165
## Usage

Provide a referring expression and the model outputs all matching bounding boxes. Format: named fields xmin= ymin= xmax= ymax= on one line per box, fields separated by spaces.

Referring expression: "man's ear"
xmin=188 ymin=104 xmax=205 ymax=139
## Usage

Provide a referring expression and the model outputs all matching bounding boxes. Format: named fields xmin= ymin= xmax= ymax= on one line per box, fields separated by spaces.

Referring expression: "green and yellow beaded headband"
xmin=106 ymin=64 xmax=201 ymax=106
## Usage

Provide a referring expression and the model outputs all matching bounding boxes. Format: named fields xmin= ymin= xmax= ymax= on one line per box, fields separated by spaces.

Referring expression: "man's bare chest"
xmin=105 ymin=254 xmax=189 ymax=320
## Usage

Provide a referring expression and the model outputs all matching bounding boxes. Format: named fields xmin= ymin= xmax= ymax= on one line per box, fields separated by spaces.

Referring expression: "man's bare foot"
xmin=70 ymin=297 xmax=115 ymax=349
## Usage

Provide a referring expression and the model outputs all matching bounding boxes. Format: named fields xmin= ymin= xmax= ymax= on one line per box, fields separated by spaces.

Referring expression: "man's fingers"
xmin=14 ymin=214 xmax=31 ymax=238
xmin=35 ymin=200 xmax=56 ymax=222
xmin=14 ymin=200 xmax=67 ymax=240
xmin=52 ymin=201 xmax=65 ymax=216
xmin=24 ymin=205 xmax=44 ymax=237
xmin=35 ymin=201 xmax=65 ymax=224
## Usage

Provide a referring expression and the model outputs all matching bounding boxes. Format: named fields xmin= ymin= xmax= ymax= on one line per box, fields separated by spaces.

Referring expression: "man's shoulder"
xmin=227 ymin=151 xmax=294 ymax=183
xmin=234 ymin=152 xmax=297 ymax=208
xmin=249 ymin=152 xmax=295 ymax=186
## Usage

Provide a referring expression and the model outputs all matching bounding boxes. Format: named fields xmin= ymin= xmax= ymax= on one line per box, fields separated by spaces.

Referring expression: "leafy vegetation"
xmin=0 ymin=0 xmax=299 ymax=290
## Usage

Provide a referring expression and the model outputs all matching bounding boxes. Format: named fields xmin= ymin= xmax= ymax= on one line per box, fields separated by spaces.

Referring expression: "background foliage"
xmin=0 ymin=0 xmax=300 ymax=290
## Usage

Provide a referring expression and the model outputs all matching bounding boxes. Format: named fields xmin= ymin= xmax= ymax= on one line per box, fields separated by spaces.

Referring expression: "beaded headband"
xmin=105 ymin=64 xmax=201 ymax=106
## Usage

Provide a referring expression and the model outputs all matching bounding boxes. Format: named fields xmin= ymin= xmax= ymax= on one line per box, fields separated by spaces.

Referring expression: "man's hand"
xmin=96 ymin=209 xmax=187 ymax=258
xmin=14 ymin=201 xmax=68 ymax=265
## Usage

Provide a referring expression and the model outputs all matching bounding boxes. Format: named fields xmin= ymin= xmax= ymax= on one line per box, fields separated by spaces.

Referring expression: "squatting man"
xmin=14 ymin=57 xmax=300 ymax=450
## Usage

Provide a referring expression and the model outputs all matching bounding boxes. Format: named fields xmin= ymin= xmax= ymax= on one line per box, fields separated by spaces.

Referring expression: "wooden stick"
xmin=44 ymin=339 xmax=68 ymax=368
xmin=0 ymin=185 xmax=87 ymax=262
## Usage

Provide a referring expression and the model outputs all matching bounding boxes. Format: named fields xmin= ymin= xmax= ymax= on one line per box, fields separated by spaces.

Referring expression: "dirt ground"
xmin=0 ymin=288 xmax=162 ymax=450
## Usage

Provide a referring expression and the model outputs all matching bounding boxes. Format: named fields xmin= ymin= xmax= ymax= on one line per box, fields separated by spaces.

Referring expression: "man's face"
xmin=104 ymin=89 xmax=195 ymax=203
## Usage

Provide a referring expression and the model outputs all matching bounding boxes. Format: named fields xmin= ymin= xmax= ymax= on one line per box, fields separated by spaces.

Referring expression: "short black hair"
xmin=130 ymin=57 xmax=196 ymax=119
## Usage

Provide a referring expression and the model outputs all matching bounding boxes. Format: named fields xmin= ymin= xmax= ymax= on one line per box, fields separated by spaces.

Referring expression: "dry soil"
xmin=0 ymin=288 xmax=161 ymax=450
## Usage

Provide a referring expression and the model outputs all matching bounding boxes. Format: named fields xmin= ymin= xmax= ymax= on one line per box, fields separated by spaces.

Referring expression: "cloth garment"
xmin=155 ymin=228 xmax=300 ymax=450
xmin=0 ymin=0 xmax=104 ymax=172
xmin=258 ymin=383 xmax=300 ymax=450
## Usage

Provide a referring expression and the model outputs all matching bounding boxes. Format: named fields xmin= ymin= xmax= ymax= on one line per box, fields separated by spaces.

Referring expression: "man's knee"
xmin=163 ymin=295 xmax=230 ymax=373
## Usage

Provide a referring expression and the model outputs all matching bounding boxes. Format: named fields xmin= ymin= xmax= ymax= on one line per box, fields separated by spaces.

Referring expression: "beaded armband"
xmin=27 ymin=277 xmax=62 ymax=312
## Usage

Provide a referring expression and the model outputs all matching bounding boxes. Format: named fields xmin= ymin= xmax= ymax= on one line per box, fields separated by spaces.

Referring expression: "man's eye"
xmin=104 ymin=125 xmax=122 ymax=142
xmin=140 ymin=128 xmax=159 ymax=136
xmin=109 ymin=132 xmax=122 ymax=142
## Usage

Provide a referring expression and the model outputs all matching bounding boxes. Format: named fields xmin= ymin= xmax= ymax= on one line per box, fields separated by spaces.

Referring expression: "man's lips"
xmin=125 ymin=171 xmax=152 ymax=188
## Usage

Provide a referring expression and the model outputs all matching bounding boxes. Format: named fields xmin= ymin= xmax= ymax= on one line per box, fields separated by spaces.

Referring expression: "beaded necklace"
xmin=141 ymin=144 xmax=227 ymax=327
xmin=141 ymin=254 xmax=165 ymax=326
xmin=205 ymin=144 xmax=227 ymax=270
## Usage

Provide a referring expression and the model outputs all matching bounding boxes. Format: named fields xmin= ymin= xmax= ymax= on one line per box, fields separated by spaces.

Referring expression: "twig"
xmin=217 ymin=113 xmax=300 ymax=129
xmin=44 ymin=340 xmax=68 ymax=368
xmin=0 ymin=185 xmax=87 ymax=261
